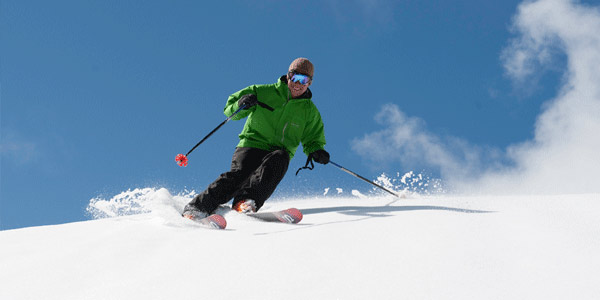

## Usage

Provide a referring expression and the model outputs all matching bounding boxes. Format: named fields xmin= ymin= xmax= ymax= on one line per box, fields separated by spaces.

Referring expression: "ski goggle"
xmin=288 ymin=72 xmax=312 ymax=85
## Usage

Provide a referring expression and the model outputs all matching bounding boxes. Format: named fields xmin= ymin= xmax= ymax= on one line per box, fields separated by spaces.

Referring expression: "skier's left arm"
xmin=301 ymin=105 xmax=329 ymax=164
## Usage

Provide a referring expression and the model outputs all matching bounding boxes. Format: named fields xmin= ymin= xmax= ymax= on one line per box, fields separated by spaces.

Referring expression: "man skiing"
xmin=182 ymin=57 xmax=329 ymax=220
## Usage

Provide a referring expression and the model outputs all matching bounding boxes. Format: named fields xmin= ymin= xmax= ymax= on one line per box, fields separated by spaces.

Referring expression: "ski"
xmin=184 ymin=214 xmax=227 ymax=229
xmin=247 ymin=208 xmax=303 ymax=224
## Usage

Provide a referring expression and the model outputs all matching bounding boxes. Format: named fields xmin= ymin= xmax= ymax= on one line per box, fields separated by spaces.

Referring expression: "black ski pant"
xmin=188 ymin=147 xmax=290 ymax=213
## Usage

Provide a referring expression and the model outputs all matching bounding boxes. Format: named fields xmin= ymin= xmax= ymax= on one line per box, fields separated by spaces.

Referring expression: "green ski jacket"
xmin=223 ymin=76 xmax=326 ymax=159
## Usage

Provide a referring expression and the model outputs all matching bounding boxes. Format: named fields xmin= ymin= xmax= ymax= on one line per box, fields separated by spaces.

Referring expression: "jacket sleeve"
xmin=301 ymin=104 xmax=327 ymax=156
xmin=223 ymin=85 xmax=258 ymax=120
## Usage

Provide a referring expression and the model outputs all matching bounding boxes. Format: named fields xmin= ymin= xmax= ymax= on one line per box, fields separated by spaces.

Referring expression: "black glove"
xmin=311 ymin=149 xmax=330 ymax=165
xmin=238 ymin=94 xmax=258 ymax=109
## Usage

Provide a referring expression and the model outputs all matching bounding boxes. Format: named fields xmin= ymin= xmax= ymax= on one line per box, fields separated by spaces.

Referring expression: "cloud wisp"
xmin=352 ymin=0 xmax=600 ymax=195
xmin=0 ymin=129 xmax=39 ymax=165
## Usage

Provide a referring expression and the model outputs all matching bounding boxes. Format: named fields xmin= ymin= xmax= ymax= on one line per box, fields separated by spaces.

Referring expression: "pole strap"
xmin=295 ymin=154 xmax=315 ymax=175
xmin=257 ymin=101 xmax=274 ymax=111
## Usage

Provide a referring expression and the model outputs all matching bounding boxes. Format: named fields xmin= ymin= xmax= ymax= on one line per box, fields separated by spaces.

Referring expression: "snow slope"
xmin=1 ymin=189 xmax=599 ymax=299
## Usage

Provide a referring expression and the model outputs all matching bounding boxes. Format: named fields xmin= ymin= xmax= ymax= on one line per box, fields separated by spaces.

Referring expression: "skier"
xmin=183 ymin=57 xmax=329 ymax=220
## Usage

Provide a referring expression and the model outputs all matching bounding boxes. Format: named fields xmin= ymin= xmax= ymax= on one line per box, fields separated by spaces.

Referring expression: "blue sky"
xmin=3 ymin=0 xmax=599 ymax=230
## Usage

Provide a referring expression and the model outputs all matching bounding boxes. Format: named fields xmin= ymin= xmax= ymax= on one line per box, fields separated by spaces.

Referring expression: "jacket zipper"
xmin=281 ymin=122 xmax=288 ymax=143
xmin=281 ymin=88 xmax=291 ymax=143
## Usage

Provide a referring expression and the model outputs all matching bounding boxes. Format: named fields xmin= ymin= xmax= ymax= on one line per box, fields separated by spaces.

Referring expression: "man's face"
xmin=287 ymin=73 xmax=312 ymax=98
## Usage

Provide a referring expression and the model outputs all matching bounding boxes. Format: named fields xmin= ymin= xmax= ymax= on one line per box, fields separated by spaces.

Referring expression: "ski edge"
xmin=184 ymin=214 xmax=227 ymax=229
xmin=248 ymin=208 xmax=303 ymax=224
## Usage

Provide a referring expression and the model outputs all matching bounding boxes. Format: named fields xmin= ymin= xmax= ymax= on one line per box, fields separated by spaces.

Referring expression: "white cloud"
xmin=352 ymin=0 xmax=600 ymax=195
xmin=478 ymin=0 xmax=600 ymax=194
xmin=352 ymin=104 xmax=479 ymax=178
xmin=351 ymin=104 xmax=502 ymax=188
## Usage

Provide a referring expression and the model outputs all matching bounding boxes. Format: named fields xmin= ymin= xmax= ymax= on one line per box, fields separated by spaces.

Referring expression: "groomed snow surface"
xmin=1 ymin=188 xmax=599 ymax=299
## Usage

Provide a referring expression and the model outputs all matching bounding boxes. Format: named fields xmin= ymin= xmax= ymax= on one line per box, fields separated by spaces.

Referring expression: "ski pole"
xmin=175 ymin=105 xmax=246 ymax=167
xmin=329 ymin=160 xmax=400 ymax=197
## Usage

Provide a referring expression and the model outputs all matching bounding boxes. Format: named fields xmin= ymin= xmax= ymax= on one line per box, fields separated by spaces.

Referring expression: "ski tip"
xmin=283 ymin=208 xmax=303 ymax=224
xmin=206 ymin=214 xmax=227 ymax=229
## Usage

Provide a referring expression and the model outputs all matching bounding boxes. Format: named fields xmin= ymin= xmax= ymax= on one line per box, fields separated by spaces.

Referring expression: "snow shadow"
xmin=254 ymin=205 xmax=493 ymax=235
xmin=301 ymin=205 xmax=493 ymax=217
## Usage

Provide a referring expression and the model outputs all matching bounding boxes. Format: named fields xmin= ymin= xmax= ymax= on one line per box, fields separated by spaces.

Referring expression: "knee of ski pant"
xmin=263 ymin=150 xmax=290 ymax=174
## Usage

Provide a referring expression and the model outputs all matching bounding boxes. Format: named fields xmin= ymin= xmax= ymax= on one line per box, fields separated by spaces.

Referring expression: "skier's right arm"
xmin=224 ymin=85 xmax=259 ymax=120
